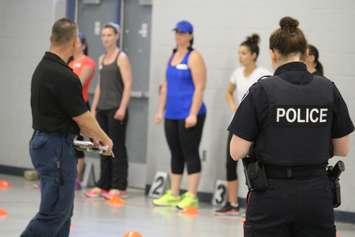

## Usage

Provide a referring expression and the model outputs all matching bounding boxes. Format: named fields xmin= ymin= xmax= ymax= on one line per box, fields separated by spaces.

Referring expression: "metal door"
xmin=76 ymin=0 xmax=152 ymax=188
xmin=122 ymin=0 xmax=152 ymax=188
xmin=77 ymin=0 xmax=120 ymax=93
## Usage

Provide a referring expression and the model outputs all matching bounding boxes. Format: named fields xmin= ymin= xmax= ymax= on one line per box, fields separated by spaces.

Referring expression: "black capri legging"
xmin=226 ymin=132 xmax=239 ymax=181
xmin=164 ymin=114 xmax=205 ymax=175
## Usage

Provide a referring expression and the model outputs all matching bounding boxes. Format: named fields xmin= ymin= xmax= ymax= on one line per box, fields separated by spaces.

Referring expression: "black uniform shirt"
xmin=228 ymin=62 xmax=354 ymax=141
xmin=31 ymin=52 xmax=88 ymax=134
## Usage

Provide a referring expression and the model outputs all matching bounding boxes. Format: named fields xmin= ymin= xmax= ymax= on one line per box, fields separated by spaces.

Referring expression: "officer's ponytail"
xmin=241 ymin=34 xmax=260 ymax=61
xmin=269 ymin=16 xmax=307 ymax=56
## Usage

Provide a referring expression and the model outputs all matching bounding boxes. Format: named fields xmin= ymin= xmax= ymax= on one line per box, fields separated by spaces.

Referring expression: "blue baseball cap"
xmin=173 ymin=20 xmax=193 ymax=33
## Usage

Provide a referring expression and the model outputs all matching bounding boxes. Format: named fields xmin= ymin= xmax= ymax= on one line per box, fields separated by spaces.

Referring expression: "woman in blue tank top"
xmin=153 ymin=20 xmax=207 ymax=209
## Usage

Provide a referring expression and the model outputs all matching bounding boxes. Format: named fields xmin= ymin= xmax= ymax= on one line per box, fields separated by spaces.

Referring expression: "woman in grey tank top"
xmin=85 ymin=22 xmax=133 ymax=200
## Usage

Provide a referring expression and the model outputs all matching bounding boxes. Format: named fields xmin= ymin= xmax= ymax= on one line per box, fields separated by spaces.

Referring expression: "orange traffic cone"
xmin=181 ymin=207 xmax=199 ymax=216
xmin=0 ymin=180 xmax=9 ymax=190
xmin=0 ymin=209 xmax=8 ymax=218
xmin=123 ymin=231 xmax=143 ymax=237
xmin=106 ymin=196 xmax=126 ymax=207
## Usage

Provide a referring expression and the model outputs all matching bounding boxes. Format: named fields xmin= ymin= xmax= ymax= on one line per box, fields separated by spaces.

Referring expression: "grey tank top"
xmin=97 ymin=52 xmax=124 ymax=110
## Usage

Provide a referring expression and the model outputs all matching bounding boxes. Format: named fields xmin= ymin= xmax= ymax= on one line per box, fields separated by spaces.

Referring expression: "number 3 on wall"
xmin=148 ymin=172 xmax=169 ymax=198
xmin=212 ymin=180 xmax=228 ymax=207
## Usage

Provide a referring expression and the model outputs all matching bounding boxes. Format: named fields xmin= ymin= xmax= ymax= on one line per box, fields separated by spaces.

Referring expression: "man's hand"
xmin=100 ymin=137 xmax=113 ymax=157
xmin=73 ymin=111 xmax=114 ymax=157
xmin=73 ymin=138 xmax=113 ymax=157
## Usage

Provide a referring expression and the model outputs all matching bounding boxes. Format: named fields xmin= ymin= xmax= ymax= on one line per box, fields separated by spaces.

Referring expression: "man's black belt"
xmin=264 ymin=164 xmax=326 ymax=179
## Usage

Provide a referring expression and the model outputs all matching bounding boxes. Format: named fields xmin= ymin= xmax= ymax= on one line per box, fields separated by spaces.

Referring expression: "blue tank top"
xmin=165 ymin=50 xmax=207 ymax=119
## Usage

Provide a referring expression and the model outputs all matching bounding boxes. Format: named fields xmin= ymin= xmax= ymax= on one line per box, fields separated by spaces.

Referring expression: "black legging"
xmin=96 ymin=109 xmax=128 ymax=190
xmin=164 ymin=114 xmax=205 ymax=175
xmin=226 ymin=132 xmax=239 ymax=181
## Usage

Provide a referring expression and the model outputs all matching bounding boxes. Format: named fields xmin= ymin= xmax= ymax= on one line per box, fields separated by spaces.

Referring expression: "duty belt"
xmin=264 ymin=164 xmax=327 ymax=179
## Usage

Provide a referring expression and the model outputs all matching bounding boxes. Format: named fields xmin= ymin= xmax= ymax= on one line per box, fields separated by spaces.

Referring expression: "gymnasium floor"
xmin=1 ymin=174 xmax=355 ymax=237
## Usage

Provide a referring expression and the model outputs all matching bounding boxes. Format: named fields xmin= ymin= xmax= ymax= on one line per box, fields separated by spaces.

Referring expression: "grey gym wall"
xmin=145 ymin=0 xmax=355 ymax=213
xmin=0 ymin=0 xmax=66 ymax=169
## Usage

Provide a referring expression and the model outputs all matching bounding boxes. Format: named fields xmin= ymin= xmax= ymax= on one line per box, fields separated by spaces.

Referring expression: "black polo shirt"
xmin=31 ymin=52 xmax=88 ymax=134
xmin=228 ymin=62 xmax=354 ymax=141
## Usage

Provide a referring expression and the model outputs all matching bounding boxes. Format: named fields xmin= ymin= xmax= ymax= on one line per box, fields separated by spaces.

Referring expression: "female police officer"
xmin=228 ymin=16 xmax=354 ymax=237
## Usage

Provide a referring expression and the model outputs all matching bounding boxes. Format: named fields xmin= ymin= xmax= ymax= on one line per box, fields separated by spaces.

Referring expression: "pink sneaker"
xmin=84 ymin=188 xmax=102 ymax=198
xmin=102 ymin=190 xmax=128 ymax=200
xmin=100 ymin=190 xmax=109 ymax=198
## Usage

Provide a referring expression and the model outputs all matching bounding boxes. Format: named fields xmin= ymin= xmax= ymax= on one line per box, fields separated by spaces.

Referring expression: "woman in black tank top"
xmin=85 ymin=22 xmax=133 ymax=200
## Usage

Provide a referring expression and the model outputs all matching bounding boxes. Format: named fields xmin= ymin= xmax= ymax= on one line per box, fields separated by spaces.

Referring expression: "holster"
xmin=327 ymin=161 xmax=344 ymax=208
xmin=242 ymin=157 xmax=268 ymax=192
xmin=330 ymin=179 xmax=341 ymax=208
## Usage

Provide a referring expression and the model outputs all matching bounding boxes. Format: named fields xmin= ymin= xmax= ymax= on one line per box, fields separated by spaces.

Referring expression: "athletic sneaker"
xmin=84 ymin=188 xmax=103 ymax=198
xmin=176 ymin=192 xmax=198 ymax=209
xmin=214 ymin=202 xmax=240 ymax=216
xmin=101 ymin=189 xmax=128 ymax=200
xmin=152 ymin=190 xmax=181 ymax=207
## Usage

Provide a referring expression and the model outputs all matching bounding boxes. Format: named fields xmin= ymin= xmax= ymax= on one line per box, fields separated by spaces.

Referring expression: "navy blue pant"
xmin=244 ymin=176 xmax=336 ymax=237
xmin=21 ymin=131 xmax=77 ymax=237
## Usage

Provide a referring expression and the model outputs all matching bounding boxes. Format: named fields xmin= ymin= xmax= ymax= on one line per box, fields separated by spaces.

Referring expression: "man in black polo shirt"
xmin=21 ymin=18 xmax=113 ymax=237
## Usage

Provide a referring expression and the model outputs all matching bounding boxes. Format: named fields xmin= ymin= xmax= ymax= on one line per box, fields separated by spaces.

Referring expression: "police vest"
xmin=254 ymin=76 xmax=334 ymax=166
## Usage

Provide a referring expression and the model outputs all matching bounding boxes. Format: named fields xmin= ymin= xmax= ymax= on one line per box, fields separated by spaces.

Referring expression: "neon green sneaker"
xmin=152 ymin=190 xmax=181 ymax=207
xmin=176 ymin=192 xmax=199 ymax=209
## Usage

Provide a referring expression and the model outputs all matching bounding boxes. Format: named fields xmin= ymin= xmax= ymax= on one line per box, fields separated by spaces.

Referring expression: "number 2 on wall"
xmin=152 ymin=176 xmax=164 ymax=195
xmin=149 ymin=172 xmax=168 ymax=198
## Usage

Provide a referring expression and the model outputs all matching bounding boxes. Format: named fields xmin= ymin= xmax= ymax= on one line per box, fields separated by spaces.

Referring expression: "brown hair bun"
xmin=280 ymin=16 xmax=299 ymax=32
xmin=246 ymin=34 xmax=260 ymax=45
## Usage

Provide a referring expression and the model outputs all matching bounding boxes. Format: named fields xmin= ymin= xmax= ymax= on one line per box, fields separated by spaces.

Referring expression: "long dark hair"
xmin=79 ymin=32 xmax=88 ymax=55
xmin=241 ymin=34 xmax=260 ymax=61
xmin=308 ymin=44 xmax=324 ymax=76
xmin=67 ymin=32 xmax=89 ymax=64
